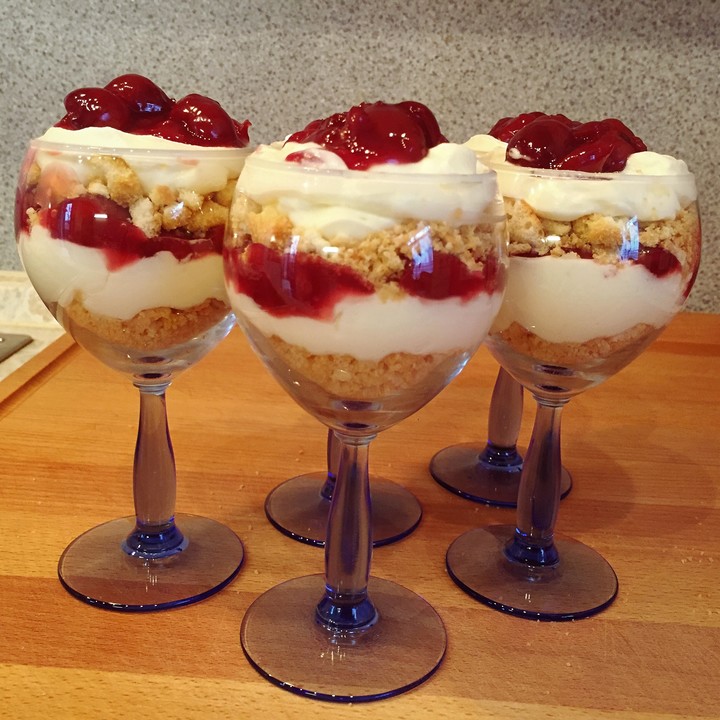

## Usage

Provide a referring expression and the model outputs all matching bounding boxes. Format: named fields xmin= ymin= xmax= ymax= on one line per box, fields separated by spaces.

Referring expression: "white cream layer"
xmin=228 ymin=290 xmax=504 ymax=362
xmin=237 ymin=141 xmax=499 ymax=240
xmin=35 ymin=127 xmax=246 ymax=195
xmin=465 ymin=134 xmax=696 ymax=222
xmin=492 ymin=255 xmax=684 ymax=343
xmin=19 ymin=225 xmax=226 ymax=321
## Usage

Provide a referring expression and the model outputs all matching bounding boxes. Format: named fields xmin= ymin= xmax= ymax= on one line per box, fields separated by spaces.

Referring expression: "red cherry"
xmin=287 ymin=111 xmax=346 ymax=145
xmin=602 ymin=135 xmax=640 ymax=172
xmin=571 ymin=121 xmax=602 ymax=144
xmin=489 ymin=112 xmax=545 ymax=142
xmin=396 ymin=100 xmax=448 ymax=146
xmin=233 ymin=119 xmax=251 ymax=147
xmin=150 ymin=118 xmax=191 ymax=144
xmin=506 ymin=117 xmax=574 ymax=168
xmin=104 ymin=73 xmax=172 ymax=130
xmin=555 ymin=133 xmax=615 ymax=172
xmin=349 ymin=102 xmax=429 ymax=165
xmin=58 ymin=87 xmax=131 ymax=130
xmin=600 ymin=118 xmax=647 ymax=152
xmin=168 ymin=93 xmax=240 ymax=147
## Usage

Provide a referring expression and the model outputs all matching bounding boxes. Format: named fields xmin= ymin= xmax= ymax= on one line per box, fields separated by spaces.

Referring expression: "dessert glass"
xmin=446 ymin=163 xmax=701 ymax=620
xmin=430 ymin=366 xmax=572 ymax=506
xmin=15 ymin=139 xmax=247 ymax=610
xmin=224 ymin=154 xmax=507 ymax=700
xmin=265 ymin=427 xmax=422 ymax=546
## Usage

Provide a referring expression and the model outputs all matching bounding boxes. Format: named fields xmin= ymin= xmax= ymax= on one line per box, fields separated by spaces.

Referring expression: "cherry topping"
xmin=489 ymin=112 xmax=553 ymax=142
xmin=57 ymin=87 xmax=131 ymax=131
xmin=286 ymin=101 xmax=448 ymax=170
xmin=395 ymin=101 xmax=447 ymax=148
xmin=489 ymin=111 xmax=647 ymax=172
xmin=554 ymin=133 xmax=615 ymax=172
xmin=156 ymin=94 xmax=243 ymax=147
xmin=506 ymin=117 xmax=575 ymax=169
xmin=104 ymin=73 xmax=172 ymax=130
xmin=53 ymin=74 xmax=250 ymax=148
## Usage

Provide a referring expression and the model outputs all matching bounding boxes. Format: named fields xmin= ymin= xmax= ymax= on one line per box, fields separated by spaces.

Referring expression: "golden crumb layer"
xmin=268 ymin=335 xmax=461 ymax=400
xmin=504 ymin=198 xmax=700 ymax=282
xmin=492 ymin=320 xmax=657 ymax=367
xmin=229 ymin=198 xmax=503 ymax=296
xmin=61 ymin=295 xmax=229 ymax=351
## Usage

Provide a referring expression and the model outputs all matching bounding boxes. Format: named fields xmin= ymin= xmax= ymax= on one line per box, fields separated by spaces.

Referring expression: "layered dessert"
xmin=466 ymin=113 xmax=701 ymax=369
xmin=16 ymin=74 xmax=250 ymax=351
xmin=225 ymin=101 xmax=506 ymax=400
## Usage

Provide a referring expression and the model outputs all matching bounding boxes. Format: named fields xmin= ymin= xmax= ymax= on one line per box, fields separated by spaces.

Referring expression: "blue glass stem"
xmin=316 ymin=430 xmax=378 ymax=631
xmin=319 ymin=427 xmax=339 ymax=501
xmin=504 ymin=396 xmax=566 ymax=566
xmin=123 ymin=383 xmax=187 ymax=558
xmin=479 ymin=367 xmax=524 ymax=468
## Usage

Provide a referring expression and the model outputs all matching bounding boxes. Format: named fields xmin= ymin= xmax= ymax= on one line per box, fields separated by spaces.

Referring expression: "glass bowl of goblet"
xmin=446 ymin=162 xmax=701 ymax=620
xmin=265 ymin=426 xmax=422 ymax=546
xmin=224 ymin=151 xmax=507 ymax=701
xmin=15 ymin=139 xmax=248 ymax=611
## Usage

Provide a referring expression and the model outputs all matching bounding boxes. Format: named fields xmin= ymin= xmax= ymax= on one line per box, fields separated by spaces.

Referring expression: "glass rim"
xmin=243 ymin=151 xmax=499 ymax=184
xmin=28 ymin=137 xmax=253 ymax=159
xmin=483 ymin=158 xmax=694 ymax=183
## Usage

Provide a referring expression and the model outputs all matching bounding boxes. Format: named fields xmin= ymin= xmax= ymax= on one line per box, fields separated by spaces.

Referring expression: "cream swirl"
xmin=236 ymin=141 xmax=499 ymax=239
xmin=465 ymin=134 xmax=696 ymax=222
xmin=34 ymin=126 xmax=247 ymax=195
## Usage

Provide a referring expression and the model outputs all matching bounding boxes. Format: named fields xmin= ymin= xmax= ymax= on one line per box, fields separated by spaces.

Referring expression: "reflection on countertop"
xmin=0 ymin=270 xmax=65 ymax=382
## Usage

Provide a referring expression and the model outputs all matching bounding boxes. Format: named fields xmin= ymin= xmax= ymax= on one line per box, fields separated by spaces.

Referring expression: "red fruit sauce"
xmin=55 ymin=73 xmax=250 ymax=148
xmin=285 ymin=101 xmax=447 ymax=170
xmin=488 ymin=112 xmax=646 ymax=173
xmin=36 ymin=195 xmax=222 ymax=270
xmin=224 ymin=243 xmax=503 ymax=319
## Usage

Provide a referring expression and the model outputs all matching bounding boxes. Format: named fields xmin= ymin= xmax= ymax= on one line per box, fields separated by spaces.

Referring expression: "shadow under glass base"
xmin=57 ymin=514 xmax=244 ymax=611
xmin=264 ymin=473 xmax=422 ymax=547
xmin=446 ymin=524 xmax=618 ymax=621
xmin=241 ymin=574 xmax=446 ymax=702
xmin=430 ymin=443 xmax=573 ymax=507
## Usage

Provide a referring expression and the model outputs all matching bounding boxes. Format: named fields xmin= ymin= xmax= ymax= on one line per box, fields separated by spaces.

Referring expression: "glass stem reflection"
xmin=505 ymin=396 xmax=567 ymax=566
xmin=316 ymin=430 xmax=378 ymax=631
xmin=479 ymin=367 xmax=524 ymax=468
xmin=319 ymin=427 xmax=339 ymax=501
xmin=123 ymin=382 xmax=187 ymax=558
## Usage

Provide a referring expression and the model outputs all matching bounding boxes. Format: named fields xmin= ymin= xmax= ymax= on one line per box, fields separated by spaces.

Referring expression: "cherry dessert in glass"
xmin=15 ymin=74 xmax=250 ymax=610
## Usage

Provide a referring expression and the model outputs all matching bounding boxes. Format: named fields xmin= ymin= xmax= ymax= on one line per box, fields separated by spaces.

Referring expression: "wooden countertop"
xmin=1 ymin=313 xmax=719 ymax=719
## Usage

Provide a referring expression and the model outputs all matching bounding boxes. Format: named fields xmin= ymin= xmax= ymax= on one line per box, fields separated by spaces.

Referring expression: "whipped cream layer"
xmin=466 ymin=135 xmax=696 ymax=222
xmin=35 ymin=127 xmax=246 ymax=195
xmin=237 ymin=142 xmax=499 ymax=240
xmin=19 ymin=225 xmax=227 ymax=321
xmin=492 ymin=255 xmax=684 ymax=343
xmin=228 ymin=290 xmax=504 ymax=362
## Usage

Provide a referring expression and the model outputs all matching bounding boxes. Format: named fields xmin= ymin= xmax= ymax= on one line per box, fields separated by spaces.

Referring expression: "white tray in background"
xmin=0 ymin=270 xmax=66 ymax=383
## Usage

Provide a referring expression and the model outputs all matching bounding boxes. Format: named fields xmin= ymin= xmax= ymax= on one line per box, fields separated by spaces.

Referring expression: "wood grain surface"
xmin=1 ymin=312 xmax=718 ymax=719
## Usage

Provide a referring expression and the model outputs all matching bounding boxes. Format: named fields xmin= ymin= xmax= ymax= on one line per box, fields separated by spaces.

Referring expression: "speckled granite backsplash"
xmin=2 ymin=0 xmax=717 ymax=311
